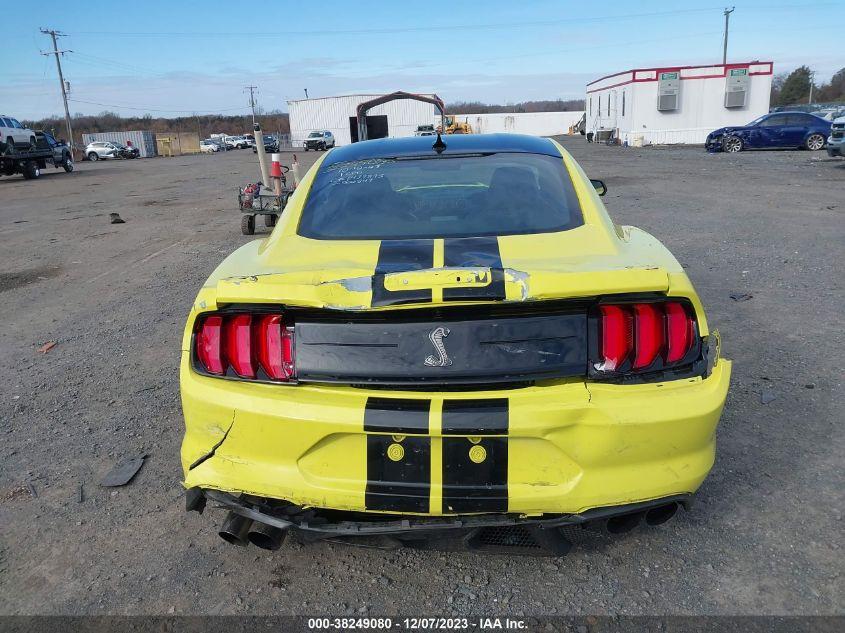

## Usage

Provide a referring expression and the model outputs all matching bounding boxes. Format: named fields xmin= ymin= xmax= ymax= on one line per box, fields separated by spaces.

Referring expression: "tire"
xmin=5 ymin=137 xmax=15 ymax=155
xmin=805 ymin=133 xmax=825 ymax=151
xmin=22 ymin=161 xmax=41 ymax=179
xmin=304 ymin=146 xmax=309 ymax=151
xmin=88 ymin=152 xmax=99 ymax=161
xmin=29 ymin=136 xmax=37 ymax=152
xmin=62 ymin=154 xmax=74 ymax=172
xmin=722 ymin=135 xmax=743 ymax=153
xmin=241 ymin=214 xmax=255 ymax=235
xmin=264 ymin=214 xmax=277 ymax=227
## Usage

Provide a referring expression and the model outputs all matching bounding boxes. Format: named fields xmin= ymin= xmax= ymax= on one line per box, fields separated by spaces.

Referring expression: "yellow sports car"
xmin=180 ymin=134 xmax=730 ymax=555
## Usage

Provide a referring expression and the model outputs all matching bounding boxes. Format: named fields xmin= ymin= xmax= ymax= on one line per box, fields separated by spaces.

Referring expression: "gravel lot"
xmin=0 ymin=138 xmax=842 ymax=616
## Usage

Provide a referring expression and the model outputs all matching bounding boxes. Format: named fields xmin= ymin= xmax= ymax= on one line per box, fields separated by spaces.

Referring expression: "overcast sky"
xmin=5 ymin=0 xmax=843 ymax=119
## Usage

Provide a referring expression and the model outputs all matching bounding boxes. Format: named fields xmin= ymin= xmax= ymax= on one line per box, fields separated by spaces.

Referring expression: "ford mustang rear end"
xmin=180 ymin=134 xmax=731 ymax=555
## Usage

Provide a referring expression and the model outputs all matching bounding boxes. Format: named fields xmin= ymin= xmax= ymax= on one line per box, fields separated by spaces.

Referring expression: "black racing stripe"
xmin=443 ymin=236 xmax=506 ymax=301
xmin=366 ymin=435 xmax=430 ymax=513
xmin=442 ymin=398 xmax=509 ymax=513
xmin=371 ymin=239 xmax=434 ymax=307
xmin=442 ymin=437 xmax=508 ymax=513
xmin=442 ymin=398 xmax=508 ymax=435
xmin=364 ymin=397 xmax=430 ymax=434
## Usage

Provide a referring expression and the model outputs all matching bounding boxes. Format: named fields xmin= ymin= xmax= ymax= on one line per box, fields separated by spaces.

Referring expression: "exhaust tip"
xmin=247 ymin=522 xmax=287 ymax=551
xmin=218 ymin=512 xmax=252 ymax=546
xmin=645 ymin=503 xmax=678 ymax=526
xmin=606 ymin=511 xmax=644 ymax=534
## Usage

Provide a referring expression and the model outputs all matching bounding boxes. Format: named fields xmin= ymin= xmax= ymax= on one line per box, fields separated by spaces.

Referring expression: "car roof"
xmin=769 ymin=111 xmax=827 ymax=119
xmin=323 ymin=133 xmax=561 ymax=167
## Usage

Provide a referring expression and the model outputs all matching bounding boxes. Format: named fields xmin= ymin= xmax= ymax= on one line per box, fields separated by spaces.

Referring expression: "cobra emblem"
xmin=424 ymin=326 xmax=452 ymax=367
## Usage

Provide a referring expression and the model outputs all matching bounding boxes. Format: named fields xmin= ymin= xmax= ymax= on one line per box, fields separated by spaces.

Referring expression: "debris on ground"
xmin=100 ymin=455 xmax=147 ymax=487
xmin=1 ymin=483 xmax=33 ymax=502
xmin=109 ymin=213 xmax=126 ymax=224
xmin=730 ymin=293 xmax=753 ymax=302
xmin=37 ymin=341 xmax=57 ymax=354
xmin=760 ymin=390 xmax=778 ymax=405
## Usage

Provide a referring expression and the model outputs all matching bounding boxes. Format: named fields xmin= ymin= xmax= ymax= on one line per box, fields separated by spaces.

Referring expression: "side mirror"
xmin=590 ymin=179 xmax=607 ymax=196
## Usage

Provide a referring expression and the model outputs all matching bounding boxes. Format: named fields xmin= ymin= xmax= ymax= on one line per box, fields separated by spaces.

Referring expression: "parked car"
xmin=84 ymin=141 xmax=138 ymax=160
xmin=200 ymin=139 xmax=220 ymax=153
xmin=1 ymin=115 xmax=37 ymax=153
xmin=303 ymin=130 xmax=335 ymax=151
xmin=253 ymin=134 xmax=279 ymax=153
xmin=180 ymin=134 xmax=730 ymax=555
xmin=85 ymin=141 xmax=119 ymax=160
xmin=827 ymin=116 xmax=844 ymax=157
xmin=227 ymin=135 xmax=250 ymax=150
xmin=415 ymin=124 xmax=436 ymax=136
xmin=705 ymin=112 xmax=831 ymax=153
xmin=34 ymin=131 xmax=74 ymax=171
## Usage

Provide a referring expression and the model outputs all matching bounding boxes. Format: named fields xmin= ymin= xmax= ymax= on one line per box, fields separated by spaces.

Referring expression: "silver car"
xmin=827 ymin=116 xmax=844 ymax=157
xmin=1 ymin=115 xmax=37 ymax=153
xmin=85 ymin=141 xmax=121 ymax=161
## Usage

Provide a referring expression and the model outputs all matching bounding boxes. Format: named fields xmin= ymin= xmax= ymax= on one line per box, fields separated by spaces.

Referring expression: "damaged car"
xmin=706 ymin=111 xmax=831 ymax=153
xmin=180 ymin=133 xmax=731 ymax=555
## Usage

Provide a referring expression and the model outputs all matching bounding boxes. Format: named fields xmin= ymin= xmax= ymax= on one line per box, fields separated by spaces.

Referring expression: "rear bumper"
xmin=193 ymin=488 xmax=691 ymax=554
xmin=181 ymin=353 xmax=731 ymax=517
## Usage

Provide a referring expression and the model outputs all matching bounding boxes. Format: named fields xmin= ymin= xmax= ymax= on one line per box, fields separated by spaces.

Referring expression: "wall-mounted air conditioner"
xmin=725 ymin=67 xmax=749 ymax=108
xmin=657 ymin=71 xmax=680 ymax=111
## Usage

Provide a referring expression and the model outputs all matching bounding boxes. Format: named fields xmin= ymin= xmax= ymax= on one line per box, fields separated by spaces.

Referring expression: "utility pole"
xmin=304 ymin=88 xmax=309 ymax=99
xmin=808 ymin=71 xmax=816 ymax=104
xmin=40 ymin=28 xmax=75 ymax=156
xmin=244 ymin=85 xmax=258 ymax=126
xmin=722 ymin=7 xmax=735 ymax=65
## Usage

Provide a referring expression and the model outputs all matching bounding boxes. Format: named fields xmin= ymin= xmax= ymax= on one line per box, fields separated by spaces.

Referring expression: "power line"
xmin=722 ymin=7 xmax=735 ymax=65
xmin=66 ymin=98 xmax=248 ymax=114
xmin=244 ymin=85 xmax=258 ymax=126
xmin=66 ymin=7 xmax=728 ymax=37
xmin=40 ymin=28 xmax=75 ymax=154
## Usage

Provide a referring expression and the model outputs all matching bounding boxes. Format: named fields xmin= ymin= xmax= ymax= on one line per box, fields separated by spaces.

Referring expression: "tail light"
xmin=592 ymin=300 xmax=698 ymax=376
xmin=193 ymin=311 xmax=295 ymax=382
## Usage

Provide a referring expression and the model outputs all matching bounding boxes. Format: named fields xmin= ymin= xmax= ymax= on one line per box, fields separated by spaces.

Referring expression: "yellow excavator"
xmin=437 ymin=115 xmax=473 ymax=135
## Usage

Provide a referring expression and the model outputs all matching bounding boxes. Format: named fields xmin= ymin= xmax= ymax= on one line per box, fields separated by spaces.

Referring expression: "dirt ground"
xmin=0 ymin=138 xmax=842 ymax=616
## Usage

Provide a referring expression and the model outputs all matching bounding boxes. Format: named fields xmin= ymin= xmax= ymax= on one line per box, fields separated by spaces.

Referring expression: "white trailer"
xmin=585 ymin=61 xmax=774 ymax=145
xmin=287 ymin=94 xmax=438 ymax=147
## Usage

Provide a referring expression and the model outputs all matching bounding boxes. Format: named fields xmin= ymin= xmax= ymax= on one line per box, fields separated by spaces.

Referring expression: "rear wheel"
xmin=5 ymin=137 xmax=15 ymax=155
xmin=722 ymin=135 xmax=743 ymax=153
xmin=88 ymin=151 xmax=99 ymax=161
xmin=22 ymin=161 xmax=41 ymax=179
xmin=264 ymin=213 xmax=277 ymax=227
xmin=29 ymin=136 xmax=37 ymax=152
xmin=805 ymin=133 xmax=825 ymax=151
xmin=62 ymin=153 xmax=74 ymax=172
xmin=241 ymin=214 xmax=255 ymax=235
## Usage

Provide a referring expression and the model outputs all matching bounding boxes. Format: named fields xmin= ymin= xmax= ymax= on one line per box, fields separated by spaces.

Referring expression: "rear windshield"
xmin=298 ymin=152 xmax=583 ymax=240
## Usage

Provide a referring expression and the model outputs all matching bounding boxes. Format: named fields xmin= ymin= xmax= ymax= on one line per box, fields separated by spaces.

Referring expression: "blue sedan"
xmin=706 ymin=112 xmax=831 ymax=153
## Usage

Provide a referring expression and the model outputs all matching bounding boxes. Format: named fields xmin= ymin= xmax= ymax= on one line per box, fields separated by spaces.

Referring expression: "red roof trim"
xmin=586 ymin=62 xmax=773 ymax=94
xmin=586 ymin=61 xmax=773 ymax=87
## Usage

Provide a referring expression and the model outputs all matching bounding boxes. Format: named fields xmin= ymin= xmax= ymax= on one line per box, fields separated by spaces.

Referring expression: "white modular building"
xmin=585 ymin=61 xmax=774 ymax=145
xmin=440 ymin=111 xmax=585 ymax=137
xmin=287 ymin=94 xmax=438 ymax=147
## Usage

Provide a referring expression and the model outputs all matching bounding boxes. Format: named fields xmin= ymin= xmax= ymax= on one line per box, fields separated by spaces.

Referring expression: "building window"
xmin=598 ymin=95 xmax=601 ymax=115
xmin=589 ymin=97 xmax=592 ymax=115
xmin=607 ymin=95 xmax=611 ymax=116
xmin=622 ymin=91 xmax=626 ymax=116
